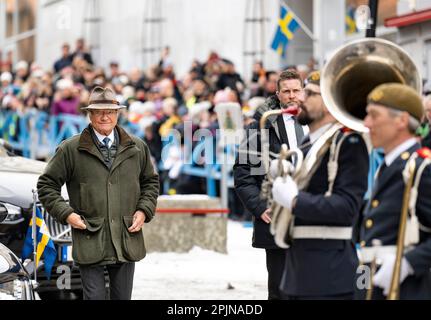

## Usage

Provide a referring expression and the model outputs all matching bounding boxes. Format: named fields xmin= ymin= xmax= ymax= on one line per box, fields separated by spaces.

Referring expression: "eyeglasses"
xmin=91 ymin=110 xmax=118 ymax=117
xmin=304 ymin=89 xmax=321 ymax=98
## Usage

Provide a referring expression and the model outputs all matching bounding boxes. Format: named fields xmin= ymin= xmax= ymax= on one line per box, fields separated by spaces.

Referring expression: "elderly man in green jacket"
xmin=37 ymin=86 xmax=159 ymax=300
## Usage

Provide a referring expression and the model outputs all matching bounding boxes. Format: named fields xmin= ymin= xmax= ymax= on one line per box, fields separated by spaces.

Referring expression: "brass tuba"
xmin=321 ymin=38 xmax=422 ymax=300
xmin=321 ymin=38 xmax=422 ymax=133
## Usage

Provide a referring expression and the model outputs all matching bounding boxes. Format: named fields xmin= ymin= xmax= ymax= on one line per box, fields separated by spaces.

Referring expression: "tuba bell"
xmin=321 ymin=38 xmax=422 ymax=133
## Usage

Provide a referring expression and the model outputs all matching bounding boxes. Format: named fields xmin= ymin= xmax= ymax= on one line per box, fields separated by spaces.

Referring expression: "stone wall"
xmin=143 ymin=195 xmax=228 ymax=254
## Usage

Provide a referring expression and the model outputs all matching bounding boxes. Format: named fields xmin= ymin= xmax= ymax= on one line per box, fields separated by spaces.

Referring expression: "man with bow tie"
xmin=271 ymin=71 xmax=369 ymax=299
xmin=357 ymin=83 xmax=431 ymax=299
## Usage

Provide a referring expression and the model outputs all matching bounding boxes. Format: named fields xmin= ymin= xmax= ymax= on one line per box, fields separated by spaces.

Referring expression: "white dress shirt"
xmin=309 ymin=122 xmax=334 ymax=144
xmin=282 ymin=114 xmax=298 ymax=149
xmin=93 ymin=129 xmax=115 ymax=148
xmin=384 ymin=137 xmax=417 ymax=166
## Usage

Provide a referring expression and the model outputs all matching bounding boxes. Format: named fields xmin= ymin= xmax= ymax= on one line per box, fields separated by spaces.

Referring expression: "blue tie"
xmin=102 ymin=137 xmax=112 ymax=163
xmin=103 ymin=137 xmax=110 ymax=149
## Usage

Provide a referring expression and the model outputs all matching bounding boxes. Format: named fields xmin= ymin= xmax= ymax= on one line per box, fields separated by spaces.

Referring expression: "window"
xmin=18 ymin=0 xmax=37 ymax=34
xmin=6 ymin=0 xmax=16 ymax=37
xmin=3 ymin=0 xmax=38 ymax=63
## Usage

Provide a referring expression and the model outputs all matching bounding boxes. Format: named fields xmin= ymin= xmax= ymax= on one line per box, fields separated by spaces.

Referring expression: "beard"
xmin=297 ymin=105 xmax=313 ymax=125
xmin=297 ymin=103 xmax=325 ymax=126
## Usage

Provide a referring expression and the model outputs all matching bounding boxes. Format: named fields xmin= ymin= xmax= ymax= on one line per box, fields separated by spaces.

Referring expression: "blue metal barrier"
xmin=0 ymin=111 xmax=34 ymax=157
xmin=48 ymin=113 xmax=88 ymax=149
xmin=0 ymin=110 xmax=145 ymax=158
xmin=182 ymin=136 xmax=217 ymax=196
xmin=160 ymin=132 xmax=236 ymax=197
xmin=1 ymin=110 xmax=235 ymax=197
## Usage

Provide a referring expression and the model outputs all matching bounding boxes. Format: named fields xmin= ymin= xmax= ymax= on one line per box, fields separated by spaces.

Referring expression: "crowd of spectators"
xmin=0 ymin=38 xmax=318 ymax=220
xmin=2 ymin=38 xmax=431 ymax=220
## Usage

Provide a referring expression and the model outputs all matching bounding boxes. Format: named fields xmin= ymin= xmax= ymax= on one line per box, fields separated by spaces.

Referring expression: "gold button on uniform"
xmin=401 ymin=152 xmax=410 ymax=160
xmin=371 ymin=200 xmax=379 ymax=208
xmin=365 ymin=219 xmax=373 ymax=229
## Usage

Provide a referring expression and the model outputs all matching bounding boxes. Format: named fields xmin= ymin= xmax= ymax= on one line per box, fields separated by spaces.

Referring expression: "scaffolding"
xmin=242 ymin=0 xmax=269 ymax=81
xmin=141 ymin=0 xmax=165 ymax=69
xmin=82 ymin=0 xmax=102 ymax=64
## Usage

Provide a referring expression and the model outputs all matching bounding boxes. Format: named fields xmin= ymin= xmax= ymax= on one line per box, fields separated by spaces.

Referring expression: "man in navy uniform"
xmin=357 ymin=83 xmax=431 ymax=299
xmin=234 ymin=70 xmax=305 ymax=299
xmin=271 ymin=71 xmax=369 ymax=299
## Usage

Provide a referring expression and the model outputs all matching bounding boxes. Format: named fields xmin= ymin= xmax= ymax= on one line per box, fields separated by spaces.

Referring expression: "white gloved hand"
xmin=269 ymin=159 xmax=294 ymax=178
xmin=272 ymin=176 xmax=298 ymax=210
xmin=373 ymin=254 xmax=414 ymax=296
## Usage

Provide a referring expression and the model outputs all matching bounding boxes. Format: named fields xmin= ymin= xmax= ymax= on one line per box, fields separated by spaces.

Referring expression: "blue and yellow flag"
xmin=270 ymin=6 xmax=300 ymax=58
xmin=22 ymin=207 xmax=57 ymax=279
xmin=346 ymin=6 xmax=357 ymax=34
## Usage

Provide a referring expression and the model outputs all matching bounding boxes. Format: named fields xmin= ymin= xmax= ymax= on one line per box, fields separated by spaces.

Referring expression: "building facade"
xmin=0 ymin=0 xmax=429 ymax=82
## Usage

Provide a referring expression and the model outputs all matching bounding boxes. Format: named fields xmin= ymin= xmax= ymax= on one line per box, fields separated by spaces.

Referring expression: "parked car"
xmin=0 ymin=139 xmax=83 ymax=299
xmin=0 ymin=242 xmax=36 ymax=300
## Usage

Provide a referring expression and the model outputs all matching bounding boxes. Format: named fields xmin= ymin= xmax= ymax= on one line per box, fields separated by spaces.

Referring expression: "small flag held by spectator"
xmin=270 ymin=6 xmax=300 ymax=58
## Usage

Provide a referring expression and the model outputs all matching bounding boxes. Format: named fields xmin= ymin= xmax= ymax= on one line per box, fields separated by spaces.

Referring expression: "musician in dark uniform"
xmin=271 ymin=71 xmax=369 ymax=299
xmin=357 ymin=83 xmax=431 ymax=299
xmin=234 ymin=70 xmax=305 ymax=299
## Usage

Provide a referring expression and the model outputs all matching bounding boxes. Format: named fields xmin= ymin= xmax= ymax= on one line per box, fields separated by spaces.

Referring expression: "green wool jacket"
xmin=37 ymin=125 xmax=159 ymax=265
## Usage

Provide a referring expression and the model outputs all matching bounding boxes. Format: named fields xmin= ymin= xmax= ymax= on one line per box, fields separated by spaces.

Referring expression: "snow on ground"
xmin=0 ymin=292 xmax=16 ymax=300
xmin=133 ymin=220 xmax=267 ymax=300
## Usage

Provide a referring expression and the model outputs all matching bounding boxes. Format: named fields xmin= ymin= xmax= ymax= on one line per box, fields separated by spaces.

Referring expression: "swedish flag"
xmin=270 ymin=6 xmax=300 ymax=58
xmin=22 ymin=207 xmax=57 ymax=279
xmin=346 ymin=6 xmax=357 ymax=34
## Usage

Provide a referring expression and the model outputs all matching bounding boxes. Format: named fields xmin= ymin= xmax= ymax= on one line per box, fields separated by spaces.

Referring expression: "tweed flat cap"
xmin=367 ymin=83 xmax=423 ymax=121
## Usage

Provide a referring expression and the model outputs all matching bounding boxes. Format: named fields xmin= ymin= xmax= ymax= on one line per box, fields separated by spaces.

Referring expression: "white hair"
xmin=388 ymin=108 xmax=420 ymax=134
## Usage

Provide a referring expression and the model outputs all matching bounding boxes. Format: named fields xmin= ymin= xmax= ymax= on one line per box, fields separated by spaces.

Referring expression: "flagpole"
xmin=31 ymin=189 xmax=37 ymax=283
xmin=279 ymin=0 xmax=316 ymax=41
